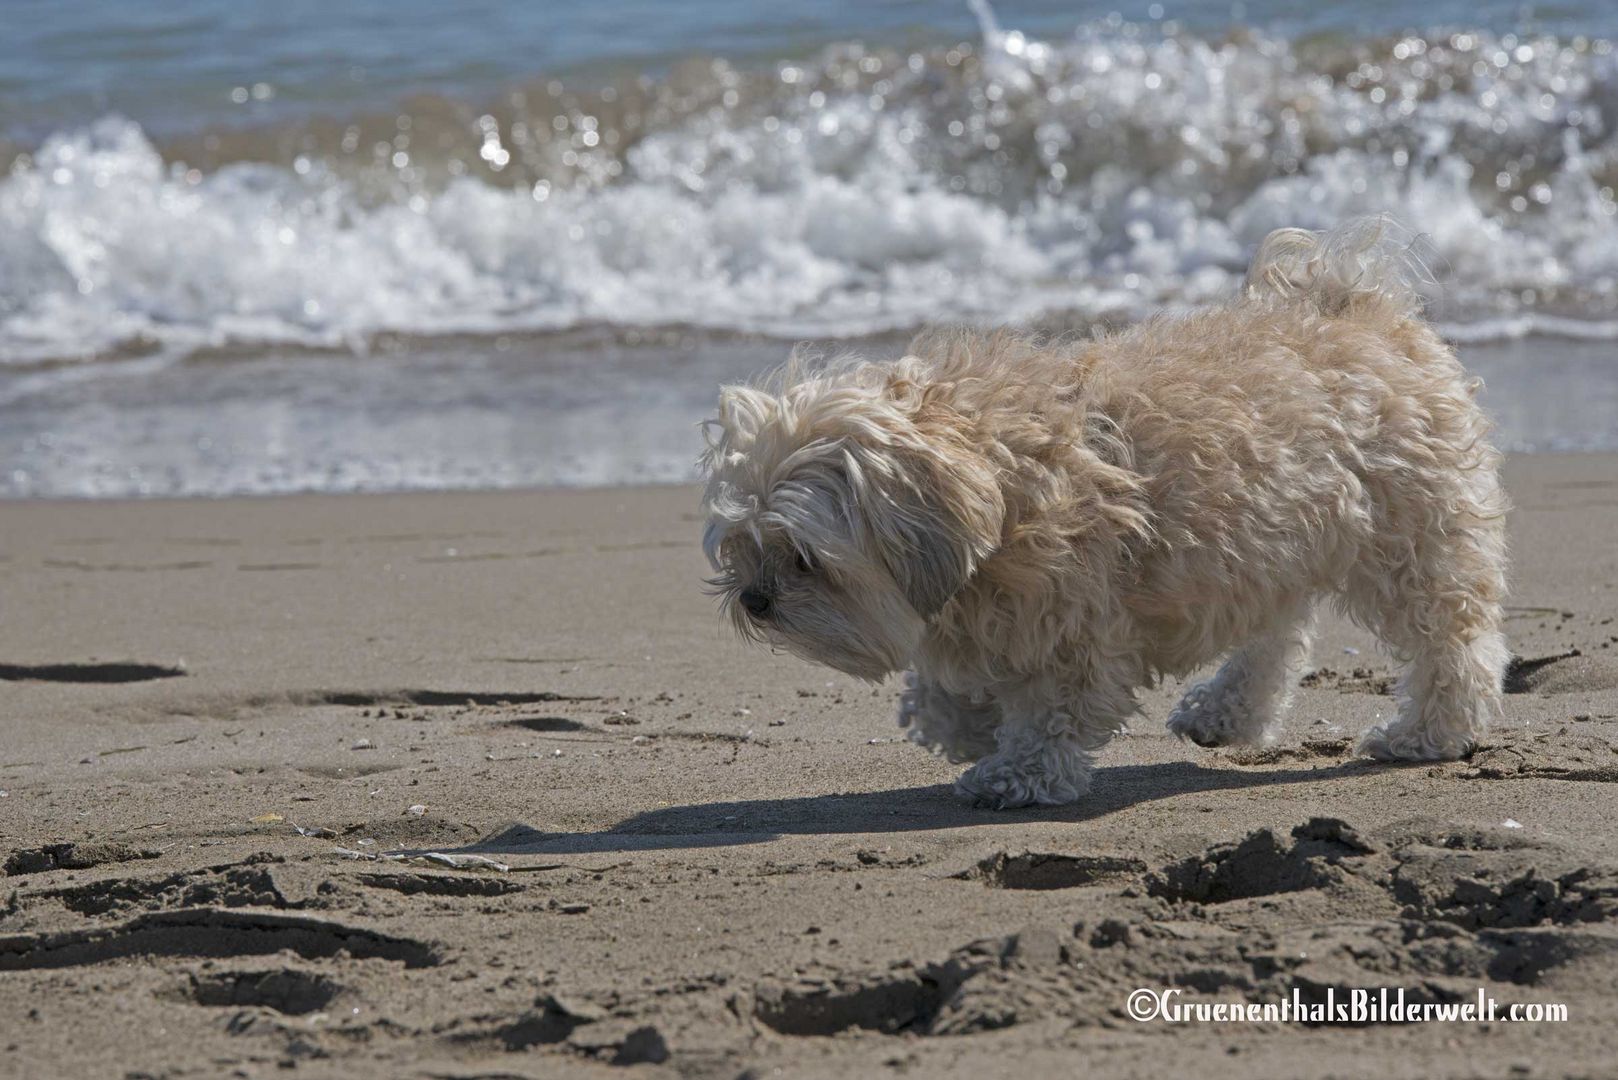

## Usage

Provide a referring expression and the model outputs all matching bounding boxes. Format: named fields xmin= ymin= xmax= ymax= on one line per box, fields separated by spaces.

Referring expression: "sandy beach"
xmin=0 ymin=452 xmax=1614 ymax=1077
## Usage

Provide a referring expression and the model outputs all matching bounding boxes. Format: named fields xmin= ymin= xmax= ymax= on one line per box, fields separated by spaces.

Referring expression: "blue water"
xmin=5 ymin=0 xmax=1614 ymax=143
xmin=2 ymin=0 xmax=1616 ymax=496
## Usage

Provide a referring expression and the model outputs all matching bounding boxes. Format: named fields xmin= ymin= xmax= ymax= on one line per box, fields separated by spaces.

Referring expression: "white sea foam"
xmin=4 ymin=14 xmax=1618 ymax=365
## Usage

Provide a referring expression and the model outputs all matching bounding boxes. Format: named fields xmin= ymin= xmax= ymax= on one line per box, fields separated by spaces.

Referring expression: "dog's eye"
xmin=794 ymin=550 xmax=816 ymax=575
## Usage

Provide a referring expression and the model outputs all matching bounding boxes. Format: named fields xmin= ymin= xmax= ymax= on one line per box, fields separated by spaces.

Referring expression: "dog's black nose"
xmin=739 ymin=590 xmax=772 ymax=618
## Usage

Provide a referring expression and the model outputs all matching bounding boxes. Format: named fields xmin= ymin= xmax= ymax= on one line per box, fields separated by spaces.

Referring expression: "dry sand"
xmin=2 ymin=453 xmax=1617 ymax=1078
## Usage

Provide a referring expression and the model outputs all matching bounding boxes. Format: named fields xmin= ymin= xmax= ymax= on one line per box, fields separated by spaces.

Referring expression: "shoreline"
xmin=4 ymin=333 xmax=1617 ymax=500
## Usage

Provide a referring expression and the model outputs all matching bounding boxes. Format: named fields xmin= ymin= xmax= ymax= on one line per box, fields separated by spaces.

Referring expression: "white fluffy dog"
xmin=701 ymin=219 xmax=1509 ymax=807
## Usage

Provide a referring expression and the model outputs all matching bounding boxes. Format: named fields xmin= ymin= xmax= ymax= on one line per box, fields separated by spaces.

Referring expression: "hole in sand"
xmin=753 ymin=972 xmax=950 ymax=1036
xmin=502 ymin=716 xmax=587 ymax=733
xmin=0 ymin=662 xmax=185 ymax=684
xmin=1148 ymin=824 xmax=1367 ymax=904
xmin=1503 ymin=650 xmax=1601 ymax=694
xmin=965 ymin=852 xmax=1146 ymax=891
xmin=183 ymin=969 xmax=341 ymax=1015
xmin=314 ymin=689 xmax=597 ymax=708
xmin=0 ymin=910 xmax=440 ymax=971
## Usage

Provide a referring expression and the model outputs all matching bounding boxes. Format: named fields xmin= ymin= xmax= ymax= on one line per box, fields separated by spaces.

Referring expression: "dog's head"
xmin=700 ymin=357 xmax=1003 ymax=680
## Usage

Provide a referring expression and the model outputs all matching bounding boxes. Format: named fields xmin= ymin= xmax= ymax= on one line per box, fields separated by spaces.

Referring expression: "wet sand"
xmin=3 ymin=453 xmax=1617 ymax=1077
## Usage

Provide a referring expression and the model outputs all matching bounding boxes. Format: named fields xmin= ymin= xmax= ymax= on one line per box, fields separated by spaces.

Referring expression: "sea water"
xmin=2 ymin=0 xmax=1616 ymax=496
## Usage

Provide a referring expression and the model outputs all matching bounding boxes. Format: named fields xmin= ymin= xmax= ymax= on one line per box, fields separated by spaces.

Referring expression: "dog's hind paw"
xmin=1357 ymin=719 xmax=1474 ymax=762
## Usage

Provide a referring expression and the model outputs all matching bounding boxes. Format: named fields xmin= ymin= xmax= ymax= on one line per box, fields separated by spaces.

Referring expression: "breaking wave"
xmin=5 ymin=8 xmax=1618 ymax=364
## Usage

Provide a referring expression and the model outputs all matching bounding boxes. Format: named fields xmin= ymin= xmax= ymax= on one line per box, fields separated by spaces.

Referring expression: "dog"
xmin=700 ymin=218 xmax=1509 ymax=807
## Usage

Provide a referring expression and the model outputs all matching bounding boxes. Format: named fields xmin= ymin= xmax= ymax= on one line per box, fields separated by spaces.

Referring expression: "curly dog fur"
xmin=701 ymin=218 xmax=1510 ymax=807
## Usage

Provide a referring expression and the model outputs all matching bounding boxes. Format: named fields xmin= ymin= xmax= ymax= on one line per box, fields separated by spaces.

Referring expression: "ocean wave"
xmin=4 ymin=8 xmax=1618 ymax=363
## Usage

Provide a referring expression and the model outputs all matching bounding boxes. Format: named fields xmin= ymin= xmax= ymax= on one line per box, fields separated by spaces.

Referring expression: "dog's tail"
xmin=1243 ymin=215 xmax=1435 ymax=320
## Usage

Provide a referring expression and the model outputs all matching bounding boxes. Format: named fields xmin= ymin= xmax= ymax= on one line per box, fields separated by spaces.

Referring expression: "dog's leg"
xmin=1358 ymin=609 xmax=1508 ymax=762
xmin=953 ymin=713 xmax=1095 ymax=808
xmin=1166 ymin=602 xmax=1314 ymax=748
xmin=953 ymin=681 xmax=1132 ymax=808
xmin=897 ymin=673 xmax=1000 ymax=763
xmin=1355 ymin=477 xmax=1509 ymax=761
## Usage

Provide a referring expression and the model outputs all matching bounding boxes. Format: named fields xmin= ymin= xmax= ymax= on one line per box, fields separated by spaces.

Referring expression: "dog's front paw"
xmin=953 ymin=764 xmax=1035 ymax=808
xmin=1357 ymin=719 xmax=1473 ymax=762
xmin=954 ymin=756 xmax=1088 ymax=808
xmin=1166 ymin=679 xmax=1272 ymax=748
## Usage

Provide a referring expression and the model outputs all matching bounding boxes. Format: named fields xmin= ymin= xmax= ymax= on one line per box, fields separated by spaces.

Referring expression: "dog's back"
xmin=906 ymin=219 xmax=1506 ymax=700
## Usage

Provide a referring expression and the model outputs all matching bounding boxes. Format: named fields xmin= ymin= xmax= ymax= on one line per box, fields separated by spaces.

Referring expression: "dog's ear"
xmin=849 ymin=426 xmax=1003 ymax=617
xmin=705 ymin=385 xmax=776 ymax=455
xmin=701 ymin=385 xmax=783 ymax=502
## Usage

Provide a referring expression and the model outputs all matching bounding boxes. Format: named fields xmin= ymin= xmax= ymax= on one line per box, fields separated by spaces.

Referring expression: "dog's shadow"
xmin=421 ymin=758 xmax=1380 ymax=857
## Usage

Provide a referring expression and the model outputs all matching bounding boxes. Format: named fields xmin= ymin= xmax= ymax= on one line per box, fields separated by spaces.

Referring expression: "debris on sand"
xmin=331 ymin=847 xmax=510 ymax=872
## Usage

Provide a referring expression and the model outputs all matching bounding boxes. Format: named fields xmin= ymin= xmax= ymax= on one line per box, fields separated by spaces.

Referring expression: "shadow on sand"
xmin=410 ymin=758 xmax=1382 ymax=857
